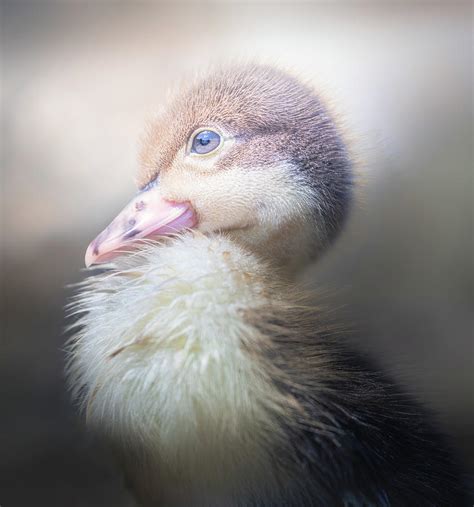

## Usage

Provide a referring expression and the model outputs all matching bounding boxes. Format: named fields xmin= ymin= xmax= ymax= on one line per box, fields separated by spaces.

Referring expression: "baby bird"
xmin=68 ymin=65 xmax=470 ymax=506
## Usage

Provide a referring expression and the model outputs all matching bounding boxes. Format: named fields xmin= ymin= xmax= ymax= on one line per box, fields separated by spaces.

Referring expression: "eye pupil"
xmin=191 ymin=129 xmax=221 ymax=155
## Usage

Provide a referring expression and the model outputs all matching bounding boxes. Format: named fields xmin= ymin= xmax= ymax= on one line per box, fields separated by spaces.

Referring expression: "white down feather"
xmin=67 ymin=233 xmax=289 ymax=505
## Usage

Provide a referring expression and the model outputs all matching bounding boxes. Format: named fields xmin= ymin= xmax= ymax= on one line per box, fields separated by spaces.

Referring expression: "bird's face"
xmin=85 ymin=66 xmax=352 ymax=271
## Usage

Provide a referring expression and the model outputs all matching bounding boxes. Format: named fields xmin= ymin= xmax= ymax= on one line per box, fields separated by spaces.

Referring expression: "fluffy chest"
xmin=68 ymin=235 xmax=284 ymax=504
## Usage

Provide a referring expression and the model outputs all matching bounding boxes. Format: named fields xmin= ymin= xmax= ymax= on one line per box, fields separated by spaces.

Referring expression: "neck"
xmin=68 ymin=233 xmax=290 ymax=505
xmin=228 ymin=223 xmax=317 ymax=280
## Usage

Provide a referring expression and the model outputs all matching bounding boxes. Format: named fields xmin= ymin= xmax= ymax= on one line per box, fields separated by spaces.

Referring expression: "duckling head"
xmin=85 ymin=64 xmax=353 ymax=274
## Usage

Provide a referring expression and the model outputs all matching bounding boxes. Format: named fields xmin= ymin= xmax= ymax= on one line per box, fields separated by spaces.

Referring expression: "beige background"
xmin=1 ymin=2 xmax=472 ymax=505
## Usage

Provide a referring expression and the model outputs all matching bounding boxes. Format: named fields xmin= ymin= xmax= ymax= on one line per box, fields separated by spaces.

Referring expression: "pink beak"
xmin=85 ymin=185 xmax=196 ymax=267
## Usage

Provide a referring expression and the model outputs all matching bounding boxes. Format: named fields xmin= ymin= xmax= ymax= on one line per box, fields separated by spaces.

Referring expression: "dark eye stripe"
xmin=191 ymin=130 xmax=221 ymax=155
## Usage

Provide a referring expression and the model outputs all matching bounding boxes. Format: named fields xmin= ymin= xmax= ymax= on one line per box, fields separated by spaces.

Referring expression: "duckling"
xmin=67 ymin=65 xmax=470 ymax=506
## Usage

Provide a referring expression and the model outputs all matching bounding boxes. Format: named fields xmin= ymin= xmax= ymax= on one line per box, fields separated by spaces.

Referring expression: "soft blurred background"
xmin=1 ymin=1 xmax=472 ymax=506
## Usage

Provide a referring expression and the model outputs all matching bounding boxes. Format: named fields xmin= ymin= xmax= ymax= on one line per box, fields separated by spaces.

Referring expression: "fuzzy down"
xmin=67 ymin=233 xmax=291 ymax=506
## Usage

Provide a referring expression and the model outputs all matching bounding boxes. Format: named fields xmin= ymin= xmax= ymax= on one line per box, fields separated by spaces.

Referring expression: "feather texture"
xmin=67 ymin=233 xmax=470 ymax=506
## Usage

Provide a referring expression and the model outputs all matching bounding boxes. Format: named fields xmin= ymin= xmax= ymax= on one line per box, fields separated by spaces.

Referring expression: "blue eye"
xmin=191 ymin=129 xmax=221 ymax=155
